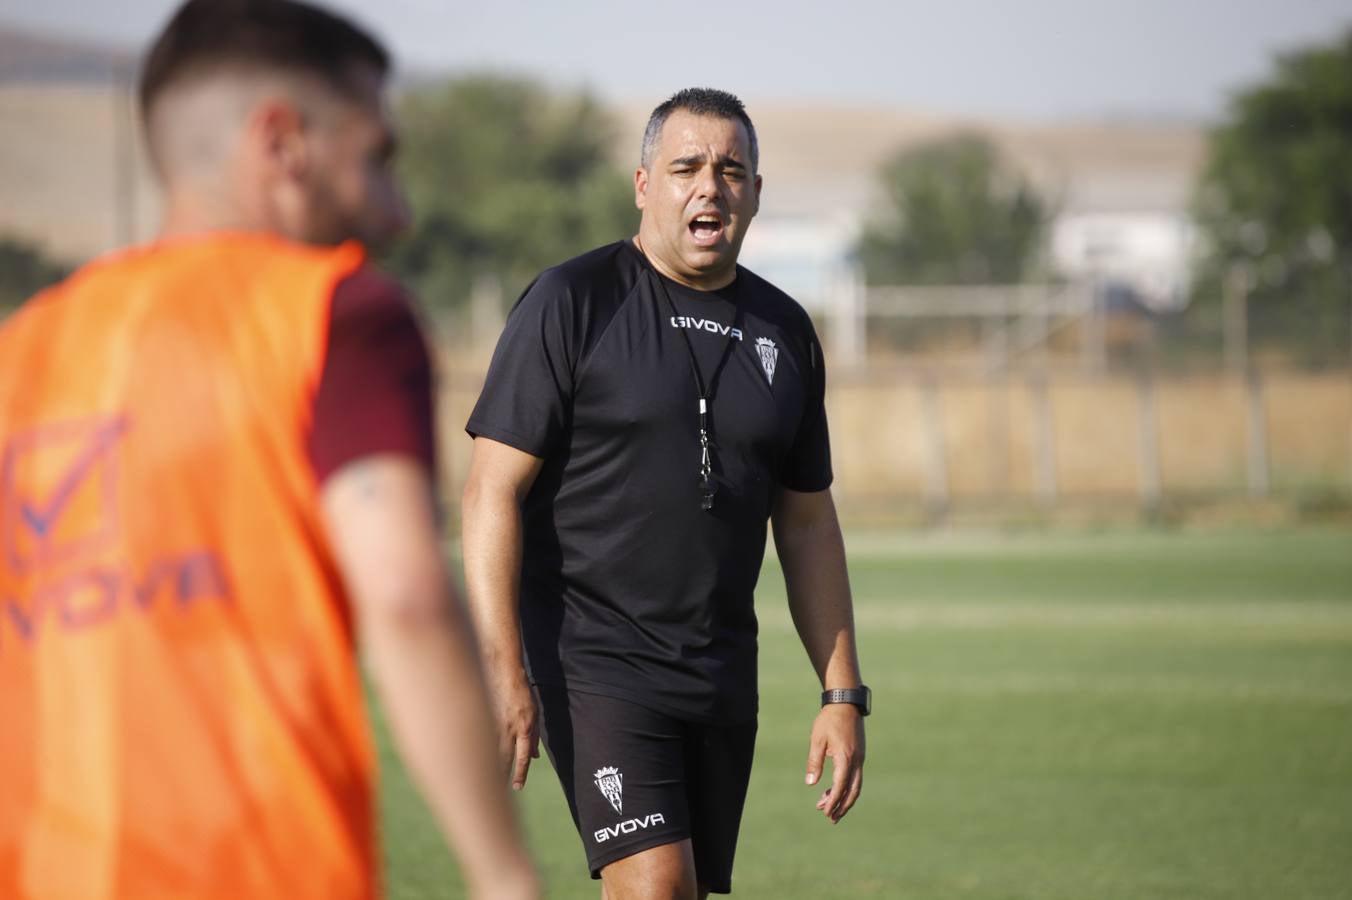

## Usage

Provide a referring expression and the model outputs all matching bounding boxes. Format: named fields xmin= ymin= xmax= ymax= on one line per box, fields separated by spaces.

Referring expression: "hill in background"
xmin=0 ymin=26 xmax=134 ymax=84
xmin=0 ymin=26 xmax=1203 ymax=265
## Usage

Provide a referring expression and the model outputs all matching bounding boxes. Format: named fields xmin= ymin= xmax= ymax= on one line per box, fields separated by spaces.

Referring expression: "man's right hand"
xmin=492 ymin=668 xmax=540 ymax=791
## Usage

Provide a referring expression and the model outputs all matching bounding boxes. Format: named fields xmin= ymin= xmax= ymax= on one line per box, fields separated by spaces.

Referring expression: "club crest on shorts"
xmin=754 ymin=337 xmax=778 ymax=386
xmin=594 ymin=766 xmax=623 ymax=814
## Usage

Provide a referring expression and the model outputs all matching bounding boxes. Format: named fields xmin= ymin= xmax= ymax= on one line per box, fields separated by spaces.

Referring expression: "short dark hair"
xmin=138 ymin=0 xmax=390 ymax=117
xmin=641 ymin=87 xmax=759 ymax=173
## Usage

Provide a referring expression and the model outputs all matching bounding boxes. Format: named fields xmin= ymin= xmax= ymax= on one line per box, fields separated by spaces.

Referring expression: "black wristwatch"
xmin=821 ymin=685 xmax=871 ymax=716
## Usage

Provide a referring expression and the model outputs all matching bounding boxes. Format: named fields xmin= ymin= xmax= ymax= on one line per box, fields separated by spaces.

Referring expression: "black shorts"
xmin=534 ymin=684 xmax=758 ymax=894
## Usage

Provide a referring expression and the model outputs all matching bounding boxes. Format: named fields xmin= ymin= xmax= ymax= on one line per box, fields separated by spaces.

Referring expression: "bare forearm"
xmin=365 ymin=611 xmax=535 ymax=894
xmin=322 ymin=457 xmax=537 ymax=896
xmin=461 ymin=483 xmax=527 ymax=673
xmin=775 ymin=500 xmax=862 ymax=689
xmin=460 ymin=440 xmax=546 ymax=791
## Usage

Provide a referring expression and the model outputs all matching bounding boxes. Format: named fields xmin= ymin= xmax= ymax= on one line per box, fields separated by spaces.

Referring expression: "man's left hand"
xmin=804 ymin=702 xmax=866 ymax=824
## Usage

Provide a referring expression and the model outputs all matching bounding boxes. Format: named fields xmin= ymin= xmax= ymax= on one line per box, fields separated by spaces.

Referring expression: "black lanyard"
xmin=642 ymin=254 xmax=743 ymax=511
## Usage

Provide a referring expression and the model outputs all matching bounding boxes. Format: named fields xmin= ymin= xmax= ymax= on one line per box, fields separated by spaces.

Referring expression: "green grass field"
xmin=374 ymin=529 xmax=1352 ymax=899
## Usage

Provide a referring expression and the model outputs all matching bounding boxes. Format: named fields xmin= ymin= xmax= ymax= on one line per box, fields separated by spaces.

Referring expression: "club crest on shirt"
xmin=754 ymin=337 xmax=778 ymax=386
xmin=594 ymin=766 xmax=623 ymax=814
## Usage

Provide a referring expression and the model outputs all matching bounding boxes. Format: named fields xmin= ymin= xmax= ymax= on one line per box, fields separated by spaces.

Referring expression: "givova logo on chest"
xmin=669 ymin=316 xmax=743 ymax=341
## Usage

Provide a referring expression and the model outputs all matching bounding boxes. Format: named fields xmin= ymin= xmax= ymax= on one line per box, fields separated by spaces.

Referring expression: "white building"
xmin=1050 ymin=211 xmax=1198 ymax=311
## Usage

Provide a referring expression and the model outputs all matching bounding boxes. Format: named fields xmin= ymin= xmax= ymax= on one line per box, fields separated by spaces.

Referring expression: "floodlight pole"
xmin=1223 ymin=263 xmax=1250 ymax=373
xmin=112 ymin=61 xmax=137 ymax=248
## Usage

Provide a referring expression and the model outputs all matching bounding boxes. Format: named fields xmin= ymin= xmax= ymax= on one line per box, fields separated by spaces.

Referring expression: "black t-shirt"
xmin=467 ymin=240 xmax=832 ymax=723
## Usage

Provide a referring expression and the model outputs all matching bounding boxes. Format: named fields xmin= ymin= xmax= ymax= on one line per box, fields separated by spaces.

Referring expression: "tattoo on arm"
xmin=347 ymin=460 xmax=385 ymax=501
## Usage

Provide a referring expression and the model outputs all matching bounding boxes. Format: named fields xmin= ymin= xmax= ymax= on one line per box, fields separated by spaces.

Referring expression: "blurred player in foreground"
xmin=0 ymin=1 xmax=538 ymax=897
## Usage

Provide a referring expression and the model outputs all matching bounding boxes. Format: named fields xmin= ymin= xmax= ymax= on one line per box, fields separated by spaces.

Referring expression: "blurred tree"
xmin=385 ymin=75 xmax=637 ymax=317
xmin=857 ymin=133 xmax=1049 ymax=285
xmin=0 ymin=237 xmax=70 ymax=314
xmin=1192 ymin=28 xmax=1352 ymax=362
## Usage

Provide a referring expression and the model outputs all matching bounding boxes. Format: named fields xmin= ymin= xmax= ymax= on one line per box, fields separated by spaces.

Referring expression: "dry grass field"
xmin=434 ymin=358 xmax=1352 ymax=520
xmin=0 ymin=84 xmax=159 ymax=262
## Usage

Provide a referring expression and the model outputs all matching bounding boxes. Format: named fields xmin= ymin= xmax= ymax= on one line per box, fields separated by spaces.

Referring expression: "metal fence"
xmin=813 ymin=276 xmax=1352 ymax=376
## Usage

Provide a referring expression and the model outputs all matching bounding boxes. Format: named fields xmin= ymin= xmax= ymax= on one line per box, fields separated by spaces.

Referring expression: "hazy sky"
xmin=2 ymin=0 xmax=1350 ymax=120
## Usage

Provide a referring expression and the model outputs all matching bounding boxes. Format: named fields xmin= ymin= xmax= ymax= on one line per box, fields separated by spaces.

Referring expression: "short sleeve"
xmin=306 ymin=269 xmax=437 ymax=484
xmin=779 ymin=326 xmax=834 ymax=493
xmin=465 ymin=273 xmax=576 ymax=458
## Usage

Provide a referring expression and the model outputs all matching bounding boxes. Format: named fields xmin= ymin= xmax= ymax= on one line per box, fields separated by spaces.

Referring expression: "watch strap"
xmin=821 ymin=685 xmax=871 ymax=716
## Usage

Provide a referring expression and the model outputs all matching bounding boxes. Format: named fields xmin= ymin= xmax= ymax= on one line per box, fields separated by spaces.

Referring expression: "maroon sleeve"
xmin=307 ymin=268 xmax=437 ymax=484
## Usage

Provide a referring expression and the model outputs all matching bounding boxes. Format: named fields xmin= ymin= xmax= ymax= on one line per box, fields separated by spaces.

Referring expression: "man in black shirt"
xmin=463 ymin=87 xmax=868 ymax=898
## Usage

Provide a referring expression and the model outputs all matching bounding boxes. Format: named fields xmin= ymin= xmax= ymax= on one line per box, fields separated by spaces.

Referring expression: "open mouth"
xmin=688 ymin=212 xmax=725 ymax=246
